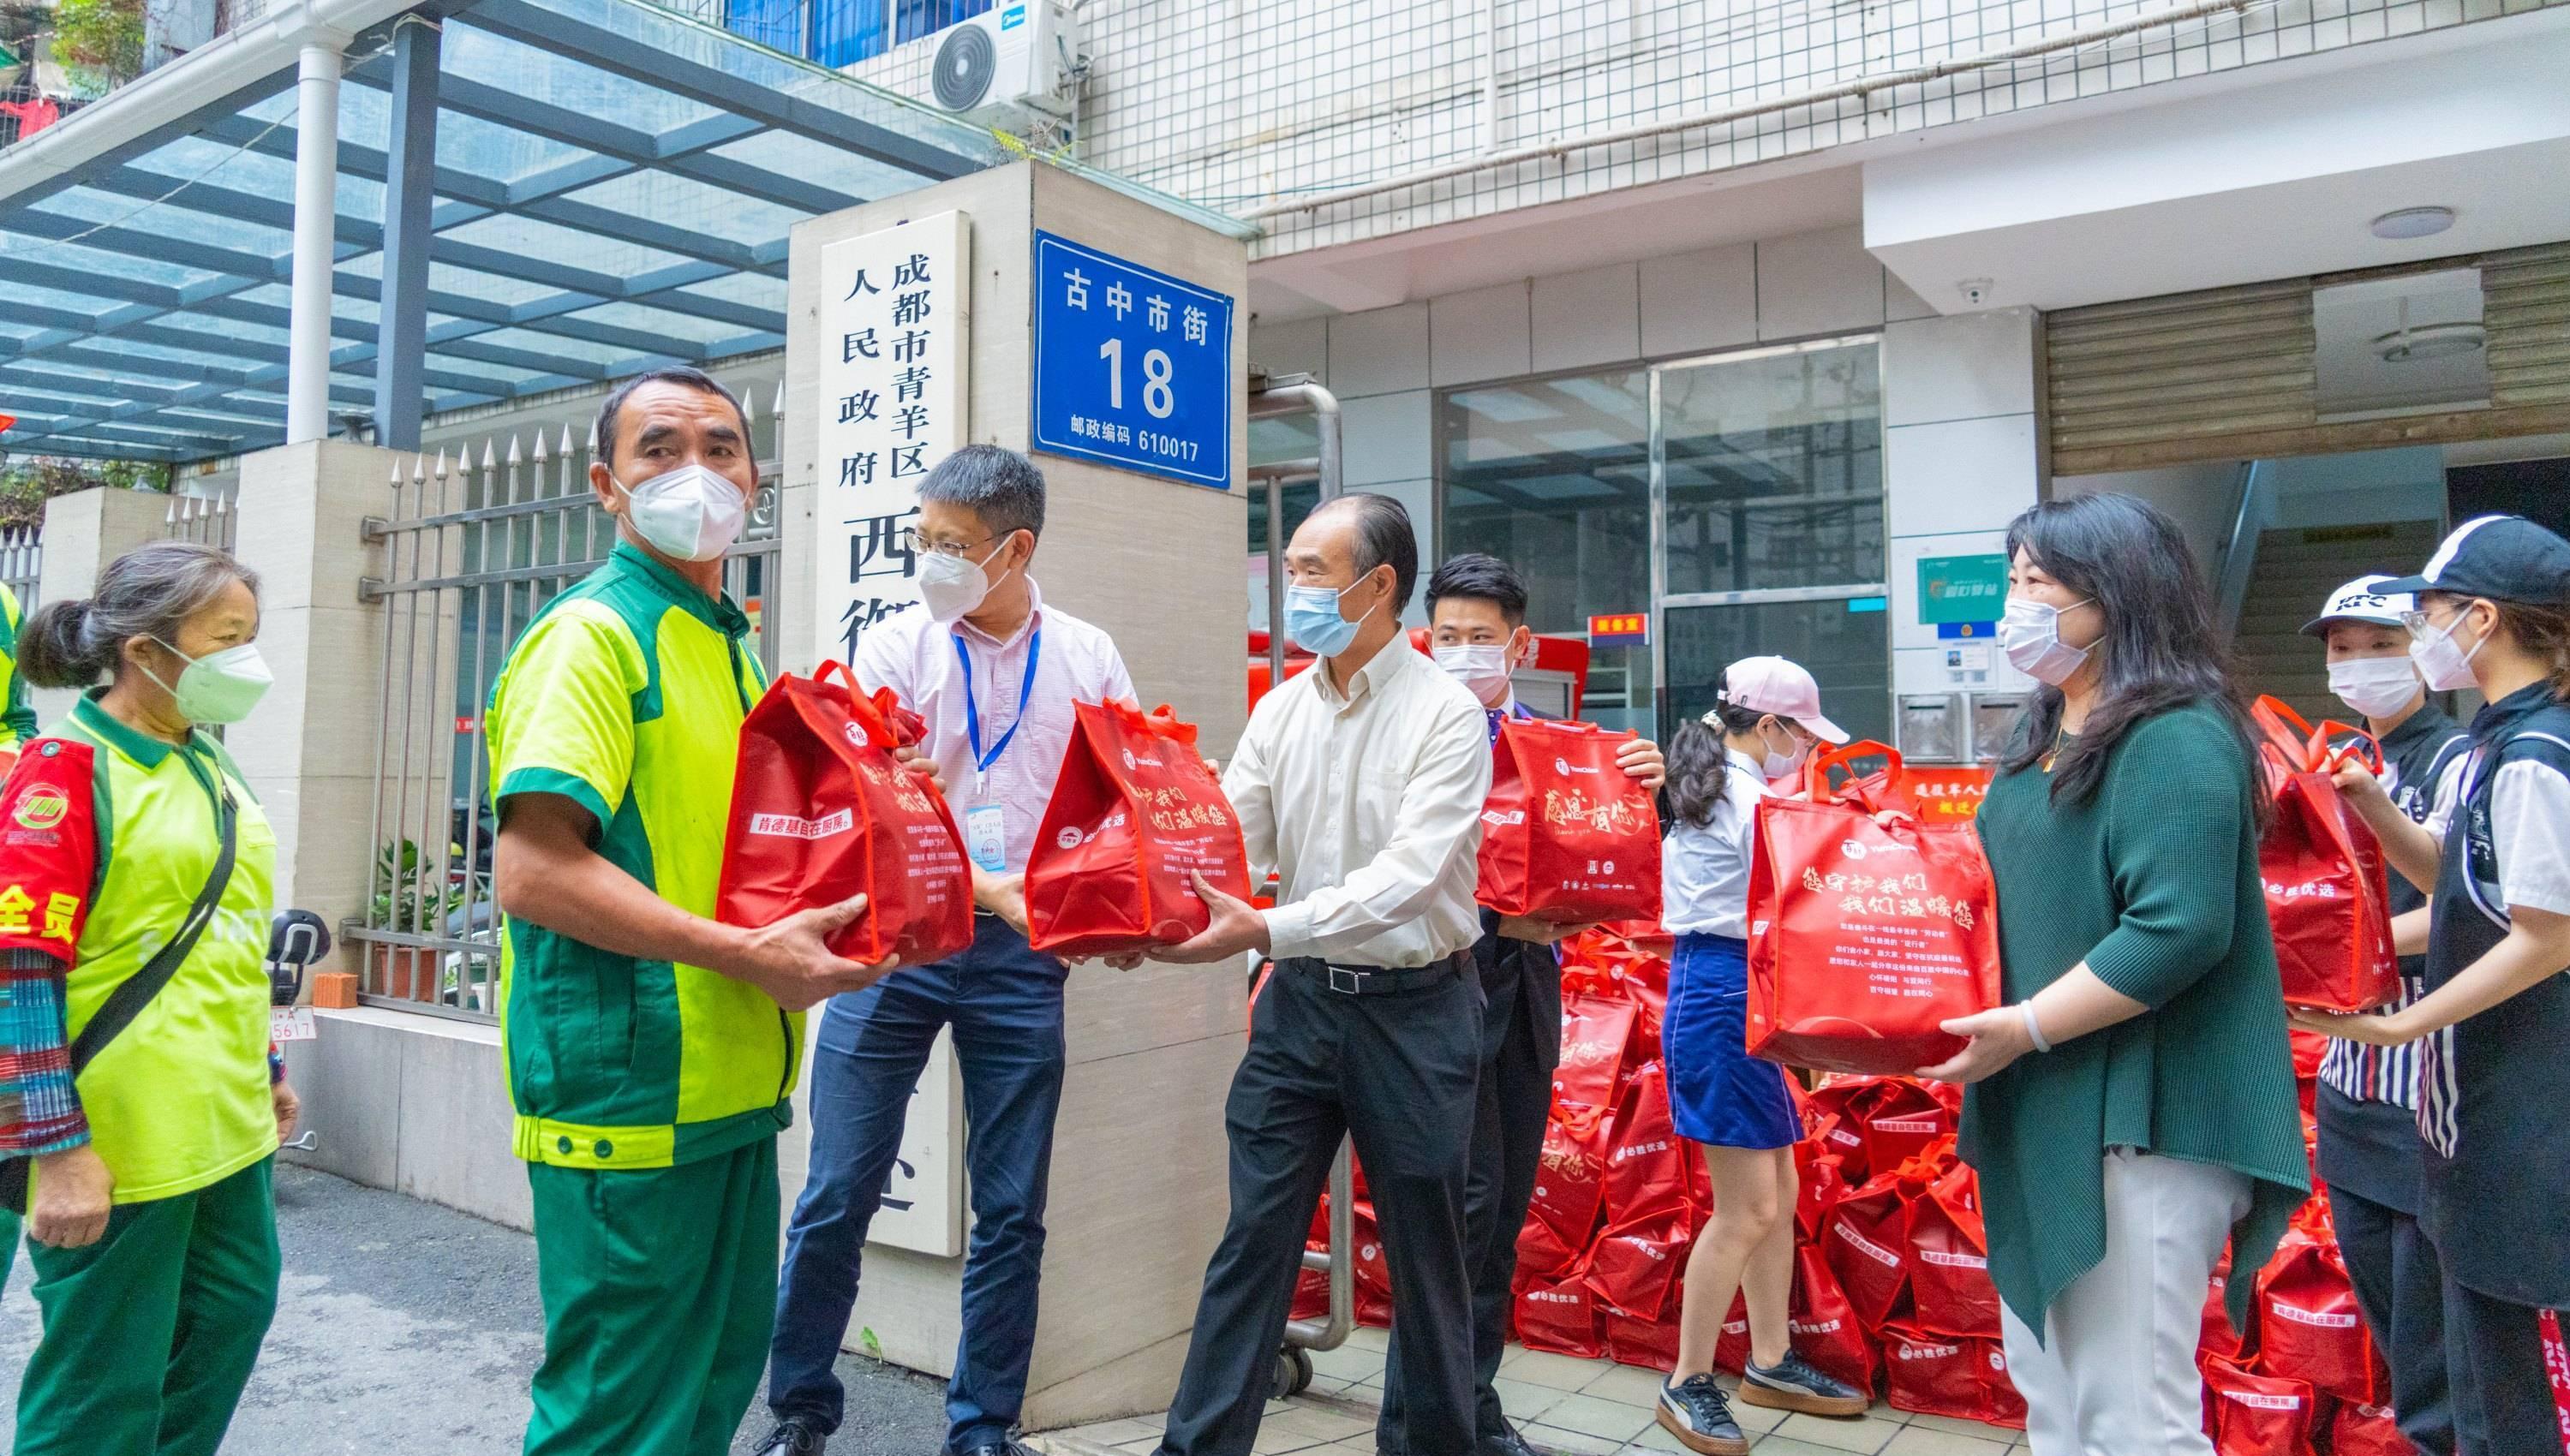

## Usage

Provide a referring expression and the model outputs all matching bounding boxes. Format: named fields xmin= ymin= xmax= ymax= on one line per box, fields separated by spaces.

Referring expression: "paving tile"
xmin=1624 ymin=1419 xmax=1693 ymax=1455
xmin=1248 ymin=1424 xmax=1330 ymax=1456
xmin=1749 ymin=1435 xmax=1886 ymax=1456
xmin=1536 ymin=1393 xmax=1657 ymax=1444
xmin=1344 ymin=1324 xmax=1390 ymax=1352
xmin=1497 ymin=1375 xmax=1570 ymax=1423
xmin=1507 ymin=1350 xmax=1617 ymax=1392
xmin=1891 ymin=1417 xmax=1999 ymax=1440
xmin=1581 ymin=1364 xmax=1673 ymax=1407
xmin=1878 ymin=1427 xmax=2012 ymax=1456
xmin=1728 ymin=1399 xmax=1794 ymax=1435
xmin=1309 ymin=1343 xmax=1390 ymax=1384
xmin=1268 ymin=1405 xmax=1378 ymax=1445
xmin=1060 ymin=1419 xmax=1164 ymax=1447
xmin=1522 ymin=1423 xmax=1625 ymax=1456
xmin=1768 ymin=1411 xmax=1904 ymax=1454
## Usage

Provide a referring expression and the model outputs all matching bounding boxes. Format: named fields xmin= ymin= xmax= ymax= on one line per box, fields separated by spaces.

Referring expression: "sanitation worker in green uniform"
xmin=487 ymin=367 xmax=903 ymax=1456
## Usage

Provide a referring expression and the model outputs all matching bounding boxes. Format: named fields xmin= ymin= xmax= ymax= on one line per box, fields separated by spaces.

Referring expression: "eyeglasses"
xmin=899 ymin=527 xmax=995 ymax=559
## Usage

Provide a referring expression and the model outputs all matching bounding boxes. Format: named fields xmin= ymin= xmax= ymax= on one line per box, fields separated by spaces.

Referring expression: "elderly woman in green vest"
xmin=0 ymin=542 xmax=297 ymax=1456
xmin=1917 ymin=493 xmax=2308 ymax=1456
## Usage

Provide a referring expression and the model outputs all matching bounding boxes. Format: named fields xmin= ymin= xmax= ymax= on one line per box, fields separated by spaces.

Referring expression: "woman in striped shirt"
xmin=2299 ymin=515 xmax=2570 ymax=1456
xmin=2298 ymin=575 xmax=2470 ymax=1456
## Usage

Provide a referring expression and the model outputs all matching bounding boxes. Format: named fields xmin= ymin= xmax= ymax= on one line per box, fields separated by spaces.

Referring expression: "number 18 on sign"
xmin=1031 ymin=231 xmax=1234 ymax=489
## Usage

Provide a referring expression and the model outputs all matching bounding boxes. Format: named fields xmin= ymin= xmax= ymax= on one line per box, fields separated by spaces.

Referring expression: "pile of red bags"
xmin=1289 ymin=930 xmax=2428 ymax=1452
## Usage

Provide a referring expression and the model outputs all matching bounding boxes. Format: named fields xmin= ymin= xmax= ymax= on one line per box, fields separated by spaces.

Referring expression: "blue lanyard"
xmin=955 ymin=628 xmax=1041 ymax=795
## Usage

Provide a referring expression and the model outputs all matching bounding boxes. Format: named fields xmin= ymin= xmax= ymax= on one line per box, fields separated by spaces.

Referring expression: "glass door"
xmin=1650 ymin=338 xmax=1889 ymax=745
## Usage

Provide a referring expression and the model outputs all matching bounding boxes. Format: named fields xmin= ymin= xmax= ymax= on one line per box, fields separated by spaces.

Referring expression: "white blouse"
xmin=1660 ymin=749 xmax=1772 ymax=940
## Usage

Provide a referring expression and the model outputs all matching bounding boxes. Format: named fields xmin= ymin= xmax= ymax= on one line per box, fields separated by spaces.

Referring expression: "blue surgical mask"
xmin=1285 ymin=575 xmax=1376 ymax=657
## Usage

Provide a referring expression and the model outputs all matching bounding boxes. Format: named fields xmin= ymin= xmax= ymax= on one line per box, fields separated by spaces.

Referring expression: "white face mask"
xmin=919 ymin=538 xmax=1014 ymax=623
xmin=1757 ymin=720 xmax=1813 ymax=782
xmin=1999 ymin=595 xmax=2094 ymax=687
xmin=612 ymin=462 xmax=745 ymax=563
xmin=2328 ymin=656 xmax=2423 ymax=721
xmin=2408 ymin=608 xmax=2486 ymax=694
xmin=1432 ymin=642 xmax=1515 ymax=705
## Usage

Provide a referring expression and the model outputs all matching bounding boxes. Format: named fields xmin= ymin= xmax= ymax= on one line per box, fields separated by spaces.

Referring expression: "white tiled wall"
xmin=1430 ymin=283 xmax=1534 ymax=387
xmin=1529 ymin=264 xmax=1641 ymax=375
xmin=1880 ymin=308 xmax=2046 ymax=701
xmin=830 ymin=0 xmax=2538 ymax=261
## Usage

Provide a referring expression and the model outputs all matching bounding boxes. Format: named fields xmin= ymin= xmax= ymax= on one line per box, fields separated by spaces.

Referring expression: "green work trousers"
xmin=523 ymin=1136 xmax=782 ymax=1456
xmin=14 ymin=1156 xmax=281 ymax=1456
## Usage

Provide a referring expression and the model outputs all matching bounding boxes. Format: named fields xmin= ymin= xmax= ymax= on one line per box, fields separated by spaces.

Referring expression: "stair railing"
xmin=2214 ymin=459 xmax=2281 ymax=644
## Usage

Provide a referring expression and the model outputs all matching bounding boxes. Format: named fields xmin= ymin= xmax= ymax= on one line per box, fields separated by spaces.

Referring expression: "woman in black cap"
xmin=2296 ymin=513 xmax=2570 ymax=1456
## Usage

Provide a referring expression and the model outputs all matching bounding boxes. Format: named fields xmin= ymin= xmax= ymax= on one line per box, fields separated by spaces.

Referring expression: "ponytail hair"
xmin=16 ymin=542 xmax=260 ymax=690
xmin=2489 ymin=598 xmax=2570 ymax=701
xmin=1667 ymin=665 xmax=1772 ymax=827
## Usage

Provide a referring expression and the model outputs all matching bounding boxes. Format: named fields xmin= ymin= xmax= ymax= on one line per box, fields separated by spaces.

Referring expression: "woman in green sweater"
xmin=1918 ymin=493 xmax=2308 ymax=1456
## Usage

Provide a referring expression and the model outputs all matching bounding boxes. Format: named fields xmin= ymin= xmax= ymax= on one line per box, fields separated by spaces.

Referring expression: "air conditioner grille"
xmin=933 ymin=23 xmax=996 ymax=112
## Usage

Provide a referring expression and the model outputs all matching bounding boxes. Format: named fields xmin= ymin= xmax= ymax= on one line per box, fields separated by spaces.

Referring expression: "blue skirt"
xmin=1662 ymin=932 xmax=1800 ymax=1150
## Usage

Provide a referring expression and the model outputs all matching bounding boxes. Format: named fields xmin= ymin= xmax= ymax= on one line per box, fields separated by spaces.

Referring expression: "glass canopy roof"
xmin=0 ymin=0 xmax=1181 ymax=461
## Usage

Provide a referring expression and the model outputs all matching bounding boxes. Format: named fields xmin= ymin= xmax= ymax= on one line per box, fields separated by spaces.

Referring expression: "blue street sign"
xmin=1937 ymin=621 xmax=1999 ymax=639
xmin=1031 ymin=231 xmax=1234 ymax=490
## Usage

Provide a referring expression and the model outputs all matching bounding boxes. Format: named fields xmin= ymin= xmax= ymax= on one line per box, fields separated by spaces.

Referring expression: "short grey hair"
xmin=1317 ymin=492 xmax=1418 ymax=612
xmin=917 ymin=445 xmax=1046 ymax=540
xmin=19 ymin=542 xmax=261 ymax=689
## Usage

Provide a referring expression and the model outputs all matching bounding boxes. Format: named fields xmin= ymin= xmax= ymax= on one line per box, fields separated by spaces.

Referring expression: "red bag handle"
xmin=1797 ymin=740 xmax=1906 ymax=809
xmin=1099 ymin=699 xmax=1201 ymax=749
xmin=810 ymin=662 xmax=926 ymax=751
xmin=2251 ymin=695 xmax=2383 ymax=774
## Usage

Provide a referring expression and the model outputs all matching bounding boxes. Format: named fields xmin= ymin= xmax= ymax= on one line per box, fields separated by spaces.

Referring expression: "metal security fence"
xmin=0 ymin=528 xmax=39 ymax=611
xmin=164 ymin=486 xmax=240 ymax=550
xmin=350 ymin=381 xmax=787 ymax=1019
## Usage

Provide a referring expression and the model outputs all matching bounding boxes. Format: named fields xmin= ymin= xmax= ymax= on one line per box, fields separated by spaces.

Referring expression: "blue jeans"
xmin=767 ymin=916 xmax=1068 ymax=1452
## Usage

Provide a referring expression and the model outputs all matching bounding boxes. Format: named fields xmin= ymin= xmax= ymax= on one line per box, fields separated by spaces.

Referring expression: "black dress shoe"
xmin=755 ymin=1418 xmax=828 ymax=1456
xmin=958 ymin=1442 xmax=1037 ymax=1456
xmin=1480 ymin=1423 xmax=1546 ymax=1456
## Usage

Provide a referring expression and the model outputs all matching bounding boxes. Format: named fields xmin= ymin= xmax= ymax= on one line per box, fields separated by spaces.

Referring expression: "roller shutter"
xmin=2047 ymin=242 xmax=2570 ymax=475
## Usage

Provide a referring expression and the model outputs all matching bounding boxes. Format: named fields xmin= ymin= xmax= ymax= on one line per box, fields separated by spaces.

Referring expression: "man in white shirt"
xmin=1148 ymin=493 xmax=1494 ymax=1456
xmin=756 ymin=445 xmax=1135 ymax=1456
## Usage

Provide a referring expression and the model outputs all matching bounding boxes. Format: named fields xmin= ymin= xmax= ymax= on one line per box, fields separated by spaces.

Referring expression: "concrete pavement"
xmin=0 ymin=1163 xmax=949 ymax=1455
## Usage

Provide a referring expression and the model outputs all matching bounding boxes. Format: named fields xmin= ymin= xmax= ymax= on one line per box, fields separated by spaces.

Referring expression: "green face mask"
xmin=143 ymin=637 xmax=273 ymax=725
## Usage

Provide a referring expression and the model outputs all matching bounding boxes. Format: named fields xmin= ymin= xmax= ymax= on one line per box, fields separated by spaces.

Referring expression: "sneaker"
xmin=1655 ymin=1373 xmax=1748 ymax=1456
xmin=1740 ymin=1349 xmax=1869 ymax=1417
xmin=753 ymin=1418 xmax=828 ymax=1456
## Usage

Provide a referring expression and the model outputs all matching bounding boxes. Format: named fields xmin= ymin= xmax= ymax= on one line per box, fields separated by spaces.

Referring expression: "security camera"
xmin=1957 ymin=278 xmax=1995 ymax=307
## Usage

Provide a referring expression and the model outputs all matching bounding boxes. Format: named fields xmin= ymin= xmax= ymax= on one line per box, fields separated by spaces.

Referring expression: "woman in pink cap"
xmin=1652 ymin=656 xmax=1868 ymax=1455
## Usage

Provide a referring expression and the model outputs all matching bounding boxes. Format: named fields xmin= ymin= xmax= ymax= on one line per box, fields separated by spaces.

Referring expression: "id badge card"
xmin=965 ymin=803 xmax=1007 ymax=874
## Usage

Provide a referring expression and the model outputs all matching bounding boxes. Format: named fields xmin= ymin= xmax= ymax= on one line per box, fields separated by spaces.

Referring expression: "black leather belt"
xmin=1282 ymin=953 xmax=1466 ymax=996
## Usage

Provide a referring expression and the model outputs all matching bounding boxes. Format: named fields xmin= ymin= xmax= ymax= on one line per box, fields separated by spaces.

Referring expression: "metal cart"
xmin=1246 ymin=372 xmax=1349 ymax=1399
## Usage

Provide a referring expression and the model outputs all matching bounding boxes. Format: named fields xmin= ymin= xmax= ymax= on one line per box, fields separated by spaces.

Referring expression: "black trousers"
xmin=1378 ymin=929 xmax=1561 ymax=1452
xmin=1159 ymin=958 xmax=1483 ymax=1456
xmin=2321 ymin=1085 xmax=2456 ymax=1456
xmin=2329 ymin=1181 xmax=2455 ymax=1456
xmin=2442 ymin=1274 xmax=2563 ymax=1456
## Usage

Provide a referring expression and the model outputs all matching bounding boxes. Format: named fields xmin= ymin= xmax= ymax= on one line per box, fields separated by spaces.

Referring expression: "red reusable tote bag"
xmin=2202 ymin=1358 xmax=2321 ymax=1456
xmin=1906 ymin=1157 xmax=2002 ymax=1340
xmin=2250 ymin=696 xmax=2401 ymax=1011
xmin=719 ymin=665 xmax=974 ymax=969
xmin=1479 ymin=718 xmax=1662 ymax=923
xmin=1746 ymin=743 xmax=2004 ymax=1076
xmin=1025 ymin=701 xmax=1252 ymax=958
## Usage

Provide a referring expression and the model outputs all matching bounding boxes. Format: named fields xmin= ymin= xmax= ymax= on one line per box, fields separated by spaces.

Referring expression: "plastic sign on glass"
xmin=1917 ymin=553 xmax=2009 ymax=627
xmin=1030 ymin=231 xmax=1234 ymax=490
xmin=1587 ymin=612 xmax=1650 ymax=648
